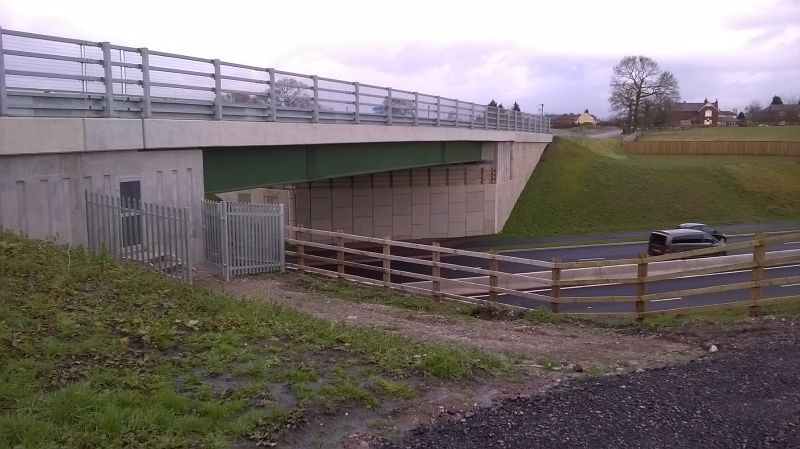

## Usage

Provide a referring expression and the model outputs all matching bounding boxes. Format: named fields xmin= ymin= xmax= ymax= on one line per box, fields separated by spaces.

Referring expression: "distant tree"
xmin=771 ymin=95 xmax=783 ymax=105
xmin=608 ymin=55 xmax=680 ymax=131
xmin=223 ymin=77 xmax=314 ymax=109
xmin=498 ymin=103 xmax=505 ymax=110
xmin=745 ymin=100 xmax=763 ymax=115
xmin=488 ymin=99 xmax=498 ymax=107
xmin=382 ymin=97 xmax=416 ymax=118
xmin=512 ymin=102 xmax=521 ymax=112
xmin=737 ymin=111 xmax=746 ymax=120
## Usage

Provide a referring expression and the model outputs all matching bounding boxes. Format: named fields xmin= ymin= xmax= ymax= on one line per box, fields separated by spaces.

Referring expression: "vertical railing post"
xmin=382 ymin=237 xmax=391 ymax=289
xmin=435 ymin=96 xmax=441 ymax=127
xmin=139 ymin=47 xmax=152 ymax=118
xmin=470 ymin=102 xmax=475 ymax=128
xmin=386 ymin=87 xmax=393 ymax=125
xmin=750 ymin=232 xmax=766 ymax=317
xmin=413 ymin=92 xmax=419 ymax=126
xmin=268 ymin=68 xmax=277 ymax=121
xmin=297 ymin=225 xmax=306 ymax=273
xmin=336 ymin=230 xmax=344 ymax=280
xmin=483 ymin=106 xmax=488 ymax=129
xmin=353 ymin=82 xmax=360 ymax=124
xmin=489 ymin=252 xmax=499 ymax=302
xmin=550 ymin=258 xmax=561 ymax=313
xmin=311 ymin=75 xmax=319 ymax=123
xmin=279 ymin=204 xmax=286 ymax=272
xmin=213 ymin=59 xmax=223 ymax=120
xmin=636 ymin=255 xmax=648 ymax=319
xmin=455 ymin=99 xmax=460 ymax=127
xmin=101 ymin=42 xmax=114 ymax=117
xmin=432 ymin=242 xmax=441 ymax=298
xmin=220 ymin=201 xmax=230 ymax=281
xmin=0 ymin=27 xmax=7 ymax=116
xmin=183 ymin=207 xmax=192 ymax=284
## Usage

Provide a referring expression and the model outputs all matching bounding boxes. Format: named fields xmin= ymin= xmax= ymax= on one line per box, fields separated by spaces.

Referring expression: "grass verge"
xmin=501 ymin=136 xmax=800 ymax=237
xmin=0 ymin=233 xmax=509 ymax=448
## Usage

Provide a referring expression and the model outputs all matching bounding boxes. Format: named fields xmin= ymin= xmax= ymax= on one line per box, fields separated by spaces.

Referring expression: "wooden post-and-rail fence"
xmin=285 ymin=226 xmax=800 ymax=318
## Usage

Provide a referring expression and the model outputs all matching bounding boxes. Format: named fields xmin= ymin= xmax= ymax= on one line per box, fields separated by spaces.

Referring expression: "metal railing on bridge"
xmin=0 ymin=27 xmax=550 ymax=133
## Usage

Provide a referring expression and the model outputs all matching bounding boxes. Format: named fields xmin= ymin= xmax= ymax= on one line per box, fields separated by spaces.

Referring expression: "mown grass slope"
xmin=501 ymin=137 xmax=800 ymax=236
xmin=0 ymin=233 xmax=507 ymax=448
xmin=639 ymin=125 xmax=800 ymax=141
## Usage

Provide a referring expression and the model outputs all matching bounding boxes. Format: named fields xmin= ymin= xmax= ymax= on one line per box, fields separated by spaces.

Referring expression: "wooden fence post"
xmin=750 ymin=232 xmax=766 ymax=317
xmin=550 ymin=258 xmax=561 ymax=313
xmin=489 ymin=251 xmax=498 ymax=302
xmin=297 ymin=226 xmax=306 ymax=273
xmin=636 ymin=254 xmax=648 ymax=319
xmin=432 ymin=242 xmax=441 ymax=299
xmin=382 ymin=237 xmax=391 ymax=289
xmin=336 ymin=229 xmax=344 ymax=280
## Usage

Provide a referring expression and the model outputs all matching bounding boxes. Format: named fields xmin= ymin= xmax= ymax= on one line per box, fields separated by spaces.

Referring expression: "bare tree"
xmin=744 ymin=100 xmax=763 ymax=116
xmin=609 ymin=56 xmax=680 ymax=131
xmin=382 ymin=97 xmax=416 ymax=118
xmin=223 ymin=77 xmax=313 ymax=109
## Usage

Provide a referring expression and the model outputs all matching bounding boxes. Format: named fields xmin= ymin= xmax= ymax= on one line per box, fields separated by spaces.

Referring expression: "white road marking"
xmin=784 ymin=241 xmax=800 ymax=245
xmin=651 ymin=297 xmax=682 ymax=302
xmin=781 ymin=283 xmax=800 ymax=288
xmin=579 ymin=257 xmax=605 ymax=261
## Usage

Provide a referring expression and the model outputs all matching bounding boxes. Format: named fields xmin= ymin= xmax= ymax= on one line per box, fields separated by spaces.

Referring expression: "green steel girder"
xmin=203 ymin=141 xmax=483 ymax=193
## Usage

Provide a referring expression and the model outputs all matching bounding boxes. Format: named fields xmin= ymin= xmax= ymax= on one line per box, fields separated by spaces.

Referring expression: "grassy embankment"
xmin=501 ymin=136 xmax=800 ymax=237
xmin=0 ymin=233 xmax=508 ymax=448
xmin=639 ymin=125 xmax=800 ymax=141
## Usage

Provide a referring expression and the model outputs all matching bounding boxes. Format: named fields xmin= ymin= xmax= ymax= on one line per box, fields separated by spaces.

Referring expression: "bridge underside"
xmin=202 ymin=141 xmax=484 ymax=194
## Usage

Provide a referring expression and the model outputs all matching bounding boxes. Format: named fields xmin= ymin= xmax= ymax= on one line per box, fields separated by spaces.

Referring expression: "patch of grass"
xmin=0 ymin=232 xmax=510 ymax=448
xmin=639 ymin=125 xmax=800 ymax=141
xmin=501 ymin=136 xmax=800 ymax=237
xmin=372 ymin=377 xmax=416 ymax=400
xmin=640 ymin=300 xmax=800 ymax=327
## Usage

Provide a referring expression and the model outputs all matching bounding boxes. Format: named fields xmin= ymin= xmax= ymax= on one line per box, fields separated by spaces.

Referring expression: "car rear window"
xmin=649 ymin=233 xmax=667 ymax=246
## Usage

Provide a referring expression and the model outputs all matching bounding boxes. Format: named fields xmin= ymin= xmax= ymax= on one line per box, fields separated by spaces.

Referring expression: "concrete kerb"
xmin=403 ymin=249 xmax=800 ymax=296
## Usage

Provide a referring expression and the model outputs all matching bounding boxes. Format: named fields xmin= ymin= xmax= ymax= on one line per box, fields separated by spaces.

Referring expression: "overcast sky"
xmin=2 ymin=0 xmax=799 ymax=117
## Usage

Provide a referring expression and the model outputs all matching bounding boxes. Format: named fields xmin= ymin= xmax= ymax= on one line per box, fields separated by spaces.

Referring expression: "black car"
xmin=677 ymin=223 xmax=727 ymax=243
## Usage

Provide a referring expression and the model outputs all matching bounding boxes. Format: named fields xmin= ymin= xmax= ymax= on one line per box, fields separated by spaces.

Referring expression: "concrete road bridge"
xmin=0 ymin=27 xmax=552 ymax=254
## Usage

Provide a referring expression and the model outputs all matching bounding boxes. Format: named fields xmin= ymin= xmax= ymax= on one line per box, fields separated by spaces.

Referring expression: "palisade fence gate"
xmin=202 ymin=200 xmax=285 ymax=281
xmin=85 ymin=191 xmax=192 ymax=283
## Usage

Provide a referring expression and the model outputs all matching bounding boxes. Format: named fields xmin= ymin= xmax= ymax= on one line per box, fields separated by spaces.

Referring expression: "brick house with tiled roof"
xmin=668 ymin=99 xmax=719 ymax=126
xmin=751 ymin=104 xmax=800 ymax=125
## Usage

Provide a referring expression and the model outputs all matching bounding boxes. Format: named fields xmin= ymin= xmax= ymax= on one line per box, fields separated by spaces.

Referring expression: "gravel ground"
xmin=377 ymin=336 xmax=800 ymax=449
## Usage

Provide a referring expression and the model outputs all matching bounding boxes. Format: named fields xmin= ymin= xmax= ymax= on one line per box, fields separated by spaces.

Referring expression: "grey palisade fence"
xmin=85 ymin=191 xmax=192 ymax=283
xmin=202 ymin=200 xmax=285 ymax=281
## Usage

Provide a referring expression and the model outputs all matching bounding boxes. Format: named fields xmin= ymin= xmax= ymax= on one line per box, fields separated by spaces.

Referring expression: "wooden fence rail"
xmin=286 ymin=226 xmax=800 ymax=317
xmin=623 ymin=140 xmax=800 ymax=156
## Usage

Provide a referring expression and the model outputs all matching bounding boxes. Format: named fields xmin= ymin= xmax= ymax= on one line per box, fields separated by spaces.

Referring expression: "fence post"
xmin=336 ymin=230 xmax=344 ymax=280
xmin=386 ymin=87 xmax=393 ymax=125
xmin=297 ymin=225 xmax=306 ymax=273
xmin=750 ymin=232 xmax=766 ymax=317
xmin=470 ymin=102 xmax=475 ymax=129
xmin=212 ymin=59 xmax=223 ymax=120
xmin=279 ymin=204 xmax=286 ymax=272
xmin=101 ymin=42 xmax=114 ymax=117
xmin=636 ymin=255 xmax=648 ymax=319
xmin=0 ymin=27 xmax=7 ymax=116
xmin=311 ymin=75 xmax=319 ymax=123
xmin=382 ymin=237 xmax=391 ymax=289
xmin=353 ymin=82 xmax=360 ymax=124
xmin=455 ymin=99 xmax=460 ymax=127
xmin=413 ymin=92 xmax=419 ymax=126
xmin=432 ymin=242 xmax=441 ymax=298
xmin=550 ymin=258 xmax=561 ymax=313
xmin=268 ymin=68 xmax=277 ymax=121
xmin=219 ymin=201 xmax=231 ymax=281
xmin=489 ymin=252 xmax=498 ymax=302
xmin=139 ymin=47 xmax=152 ymax=118
xmin=435 ymin=96 xmax=441 ymax=127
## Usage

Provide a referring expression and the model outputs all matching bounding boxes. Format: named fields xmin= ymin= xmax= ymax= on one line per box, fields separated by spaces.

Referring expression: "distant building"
xmin=750 ymin=104 xmax=800 ymax=125
xmin=718 ymin=110 xmax=737 ymax=126
xmin=668 ymin=99 xmax=719 ymax=126
xmin=552 ymin=113 xmax=580 ymax=128
xmin=576 ymin=109 xmax=598 ymax=126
